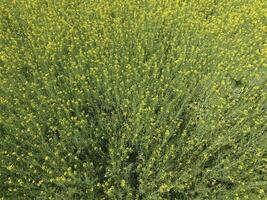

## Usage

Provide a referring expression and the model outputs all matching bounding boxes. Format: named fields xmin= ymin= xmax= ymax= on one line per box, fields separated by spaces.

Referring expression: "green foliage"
xmin=0 ymin=0 xmax=266 ymax=199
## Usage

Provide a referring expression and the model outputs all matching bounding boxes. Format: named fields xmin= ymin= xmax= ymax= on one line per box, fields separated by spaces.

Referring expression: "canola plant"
xmin=0 ymin=0 xmax=266 ymax=199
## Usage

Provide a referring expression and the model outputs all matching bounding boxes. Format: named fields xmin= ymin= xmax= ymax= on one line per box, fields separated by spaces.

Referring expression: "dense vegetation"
xmin=0 ymin=0 xmax=266 ymax=199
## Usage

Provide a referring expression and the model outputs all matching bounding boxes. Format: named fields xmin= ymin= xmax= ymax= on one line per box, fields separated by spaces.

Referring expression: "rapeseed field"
xmin=0 ymin=0 xmax=266 ymax=199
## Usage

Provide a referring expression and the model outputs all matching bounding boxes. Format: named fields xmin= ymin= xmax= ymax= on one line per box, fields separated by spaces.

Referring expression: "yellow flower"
xmin=259 ymin=189 xmax=264 ymax=194
xmin=159 ymin=184 xmax=170 ymax=193
xmin=7 ymin=165 xmax=13 ymax=171
xmin=121 ymin=179 xmax=126 ymax=187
